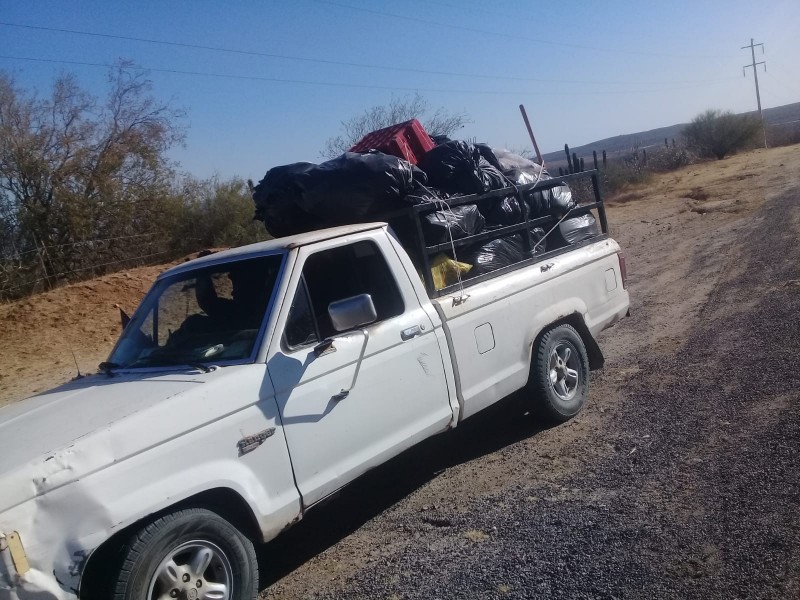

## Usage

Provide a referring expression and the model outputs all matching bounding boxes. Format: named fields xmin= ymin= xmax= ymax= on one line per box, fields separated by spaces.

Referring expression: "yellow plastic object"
xmin=429 ymin=254 xmax=472 ymax=290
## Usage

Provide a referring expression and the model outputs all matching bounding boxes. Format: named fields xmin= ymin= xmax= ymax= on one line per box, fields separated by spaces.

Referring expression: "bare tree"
xmin=321 ymin=93 xmax=469 ymax=158
xmin=0 ymin=62 xmax=185 ymax=296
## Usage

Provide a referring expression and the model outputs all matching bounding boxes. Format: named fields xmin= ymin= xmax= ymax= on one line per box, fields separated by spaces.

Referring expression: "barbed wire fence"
xmin=0 ymin=232 xmax=179 ymax=302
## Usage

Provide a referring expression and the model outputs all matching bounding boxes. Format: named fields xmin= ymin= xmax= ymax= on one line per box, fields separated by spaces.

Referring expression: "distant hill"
xmin=541 ymin=101 xmax=800 ymax=168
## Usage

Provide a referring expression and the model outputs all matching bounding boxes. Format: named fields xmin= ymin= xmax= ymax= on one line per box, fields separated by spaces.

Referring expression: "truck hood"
xmin=0 ymin=366 xmax=258 ymax=513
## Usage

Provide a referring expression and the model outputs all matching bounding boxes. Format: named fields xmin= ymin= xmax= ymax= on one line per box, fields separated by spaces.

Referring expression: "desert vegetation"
xmin=0 ymin=65 xmax=265 ymax=300
xmin=684 ymin=109 xmax=762 ymax=159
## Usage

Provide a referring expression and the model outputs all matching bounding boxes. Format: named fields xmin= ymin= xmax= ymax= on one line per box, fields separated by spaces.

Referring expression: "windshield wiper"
xmin=128 ymin=355 xmax=213 ymax=373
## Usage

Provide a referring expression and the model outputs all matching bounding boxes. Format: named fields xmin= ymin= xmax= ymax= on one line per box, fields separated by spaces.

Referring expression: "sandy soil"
xmin=0 ymin=257 xmax=198 ymax=406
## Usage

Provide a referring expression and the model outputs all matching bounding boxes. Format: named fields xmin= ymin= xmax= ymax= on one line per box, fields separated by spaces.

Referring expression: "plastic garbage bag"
xmin=492 ymin=149 xmax=544 ymax=173
xmin=549 ymin=214 xmax=599 ymax=247
xmin=497 ymin=157 xmax=573 ymax=220
xmin=419 ymin=141 xmax=507 ymax=195
xmin=422 ymin=204 xmax=485 ymax=245
xmin=475 ymin=144 xmax=503 ymax=170
xmin=404 ymin=185 xmax=463 ymax=206
xmin=253 ymin=152 xmax=426 ymax=237
xmin=549 ymin=184 xmax=576 ymax=217
xmin=478 ymin=158 xmax=508 ymax=190
xmin=463 ymin=229 xmax=546 ymax=277
xmin=296 ymin=152 xmax=426 ymax=219
xmin=478 ymin=195 xmax=523 ymax=226
xmin=504 ymin=168 xmax=544 ymax=186
xmin=253 ymin=162 xmax=324 ymax=238
xmin=516 ymin=181 xmax=573 ymax=220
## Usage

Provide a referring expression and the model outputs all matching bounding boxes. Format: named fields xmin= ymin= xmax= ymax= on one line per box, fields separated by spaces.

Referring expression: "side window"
xmin=285 ymin=278 xmax=319 ymax=349
xmin=287 ymin=241 xmax=405 ymax=343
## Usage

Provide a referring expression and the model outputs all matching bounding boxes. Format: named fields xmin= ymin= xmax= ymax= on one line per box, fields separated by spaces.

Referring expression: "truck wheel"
xmin=527 ymin=324 xmax=589 ymax=423
xmin=113 ymin=507 xmax=258 ymax=600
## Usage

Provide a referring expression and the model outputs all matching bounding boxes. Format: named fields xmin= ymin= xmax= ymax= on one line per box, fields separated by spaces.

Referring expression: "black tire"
xmin=526 ymin=324 xmax=589 ymax=423
xmin=113 ymin=507 xmax=258 ymax=600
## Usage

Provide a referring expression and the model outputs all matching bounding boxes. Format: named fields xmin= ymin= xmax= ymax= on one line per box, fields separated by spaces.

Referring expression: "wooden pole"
xmin=519 ymin=104 xmax=543 ymax=165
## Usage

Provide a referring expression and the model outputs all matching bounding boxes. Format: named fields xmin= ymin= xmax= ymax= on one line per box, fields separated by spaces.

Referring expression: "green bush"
xmin=166 ymin=177 xmax=269 ymax=254
xmin=683 ymin=109 xmax=761 ymax=160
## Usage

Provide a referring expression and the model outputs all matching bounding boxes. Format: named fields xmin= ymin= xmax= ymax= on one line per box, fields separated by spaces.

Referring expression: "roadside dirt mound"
xmin=0 ymin=256 xmax=193 ymax=406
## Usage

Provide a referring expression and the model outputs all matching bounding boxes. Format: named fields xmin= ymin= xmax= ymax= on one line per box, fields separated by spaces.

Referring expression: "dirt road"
xmin=254 ymin=145 xmax=800 ymax=599
xmin=1 ymin=145 xmax=798 ymax=599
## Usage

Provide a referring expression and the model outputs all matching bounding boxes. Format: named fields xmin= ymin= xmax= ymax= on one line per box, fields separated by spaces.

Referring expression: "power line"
xmin=416 ymin=0 xmax=733 ymax=47
xmin=0 ymin=54 xmax=735 ymax=97
xmin=0 ymin=21 xmax=733 ymax=88
xmin=310 ymin=0 xmax=734 ymax=60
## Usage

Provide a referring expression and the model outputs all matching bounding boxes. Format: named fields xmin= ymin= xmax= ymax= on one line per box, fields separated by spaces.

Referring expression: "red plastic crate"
xmin=349 ymin=119 xmax=435 ymax=165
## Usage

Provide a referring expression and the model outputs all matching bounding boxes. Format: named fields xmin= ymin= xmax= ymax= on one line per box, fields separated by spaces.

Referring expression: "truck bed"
xmin=376 ymin=169 xmax=611 ymax=298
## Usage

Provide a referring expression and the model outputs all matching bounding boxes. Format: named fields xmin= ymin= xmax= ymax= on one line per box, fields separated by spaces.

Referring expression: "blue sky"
xmin=1 ymin=1 xmax=798 ymax=181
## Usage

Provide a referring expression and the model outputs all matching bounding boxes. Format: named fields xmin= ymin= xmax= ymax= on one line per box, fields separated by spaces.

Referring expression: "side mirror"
xmin=328 ymin=294 xmax=377 ymax=332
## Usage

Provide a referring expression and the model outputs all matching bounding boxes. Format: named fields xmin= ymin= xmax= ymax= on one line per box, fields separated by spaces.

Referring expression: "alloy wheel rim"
xmin=548 ymin=342 xmax=580 ymax=401
xmin=147 ymin=540 xmax=233 ymax=600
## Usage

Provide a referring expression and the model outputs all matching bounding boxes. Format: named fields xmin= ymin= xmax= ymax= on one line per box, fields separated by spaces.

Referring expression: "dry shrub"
xmin=684 ymin=109 xmax=761 ymax=160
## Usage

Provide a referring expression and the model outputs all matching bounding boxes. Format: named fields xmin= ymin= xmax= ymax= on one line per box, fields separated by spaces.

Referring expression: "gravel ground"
xmin=259 ymin=182 xmax=800 ymax=599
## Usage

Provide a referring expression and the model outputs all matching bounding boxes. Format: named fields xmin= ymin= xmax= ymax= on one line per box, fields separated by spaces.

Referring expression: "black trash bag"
xmin=419 ymin=141 xmax=508 ymax=195
xmin=549 ymin=214 xmax=599 ymax=248
xmin=475 ymin=144 xmax=503 ymax=170
xmin=478 ymin=157 xmax=508 ymax=190
xmin=253 ymin=152 xmax=426 ymax=237
xmin=501 ymin=167 xmax=544 ymax=218
xmin=478 ymin=194 xmax=523 ymax=226
xmin=499 ymin=160 xmax=572 ymax=220
xmin=403 ymin=185 xmax=463 ymax=206
xmin=463 ymin=229 xmax=546 ymax=278
xmin=430 ymin=134 xmax=452 ymax=146
xmin=522 ymin=183 xmax=574 ymax=219
xmin=422 ymin=204 xmax=485 ymax=245
xmin=253 ymin=162 xmax=324 ymax=238
xmin=297 ymin=152 xmax=426 ymax=220
xmin=524 ymin=189 xmax=549 ymax=219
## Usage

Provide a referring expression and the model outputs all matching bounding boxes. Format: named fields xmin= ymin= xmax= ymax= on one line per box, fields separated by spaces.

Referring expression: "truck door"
xmin=267 ymin=233 xmax=453 ymax=507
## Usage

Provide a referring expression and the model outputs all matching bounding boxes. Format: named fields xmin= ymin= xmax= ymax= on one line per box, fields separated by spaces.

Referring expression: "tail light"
xmin=617 ymin=252 xmax=628 ymax=289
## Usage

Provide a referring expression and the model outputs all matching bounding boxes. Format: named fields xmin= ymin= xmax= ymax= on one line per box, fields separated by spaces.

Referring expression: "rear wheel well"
xmin=78 ymin=487 xmax=261 ymax=599
xmin=538 ymin=313 xmax=604 ymax=371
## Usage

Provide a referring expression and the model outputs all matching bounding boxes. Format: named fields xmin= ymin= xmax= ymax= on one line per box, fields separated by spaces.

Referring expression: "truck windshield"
xmin=108 ymin=255 xmax=283 ymax=369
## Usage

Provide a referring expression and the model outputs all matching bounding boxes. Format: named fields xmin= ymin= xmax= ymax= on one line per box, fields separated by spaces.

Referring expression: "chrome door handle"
xmin=400 ymin=324 xmax=425 ymax=341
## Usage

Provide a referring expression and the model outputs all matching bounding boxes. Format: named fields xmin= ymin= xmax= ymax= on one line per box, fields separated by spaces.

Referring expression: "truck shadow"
xmin=256 ymin=392 xmax=551 ymax=590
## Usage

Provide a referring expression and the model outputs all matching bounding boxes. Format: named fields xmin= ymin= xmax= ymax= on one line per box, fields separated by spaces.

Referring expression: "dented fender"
xmin=0 ymin=365 xmax=302 ymax=598
xmin=0 ymin=450 xmax=301 ymax=599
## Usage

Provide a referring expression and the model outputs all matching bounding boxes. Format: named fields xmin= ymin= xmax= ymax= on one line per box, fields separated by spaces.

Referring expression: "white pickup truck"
xmin=0 ymin=178 xmax=629 ymax=599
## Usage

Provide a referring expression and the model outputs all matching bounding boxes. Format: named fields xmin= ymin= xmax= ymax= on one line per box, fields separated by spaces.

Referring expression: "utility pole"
xmin=741 ymin=38 xmax=767 ymax=148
